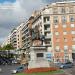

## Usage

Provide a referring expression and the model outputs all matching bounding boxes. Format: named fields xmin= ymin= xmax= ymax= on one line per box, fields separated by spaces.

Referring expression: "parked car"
xmin=12 ymin=60 xmax=18 ymax=64
xmin=0 ymin=58 xmax=6 ymax=65
xmin=11 ymin=66 xmax=24 ymax=74
xmin=0 ymin=57 xmax=12 ymax=65
xmin=56 ymin=62 xmax=73 ymax=69
xmin=0 ymin=68 xmax=2 ymax=72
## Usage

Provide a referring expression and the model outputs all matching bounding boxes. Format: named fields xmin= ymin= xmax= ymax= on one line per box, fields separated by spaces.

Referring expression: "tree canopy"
xmin=0 ymin=46 xmax=3 ymax=50
xmin=2 ymin=44 xmax=14 ymax=50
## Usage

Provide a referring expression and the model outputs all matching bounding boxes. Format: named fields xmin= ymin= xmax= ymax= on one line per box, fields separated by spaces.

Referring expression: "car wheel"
xmin=16 ymin=71 xmax=18 ymax=73
xmin=63 ymin=66 xmax=65 ymax=69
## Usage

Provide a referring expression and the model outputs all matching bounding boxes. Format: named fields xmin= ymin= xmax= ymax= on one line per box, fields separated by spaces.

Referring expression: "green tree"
xmin=2 ymin=44 xmax=14 ymax=50
xmin=2 ymin=44 xmax=14 ymax=58
xmin=0 ymin=46 xmax=3 ymax=50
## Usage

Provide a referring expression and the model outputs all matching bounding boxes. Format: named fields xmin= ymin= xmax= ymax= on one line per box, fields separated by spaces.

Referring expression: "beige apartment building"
xmin=16 ymin=23 xmax=24 ymax=49
xmin=10 ymin=29 xmax=17 ymax=49
xmin=21 ymin=16 xmax=34 ymax=53
xmin=4 ymin=23 xmax=24 ymax=50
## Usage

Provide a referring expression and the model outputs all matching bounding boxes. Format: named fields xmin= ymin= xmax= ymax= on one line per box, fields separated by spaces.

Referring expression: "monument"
xmin=28 ymin=26 xmax=50 ymax=69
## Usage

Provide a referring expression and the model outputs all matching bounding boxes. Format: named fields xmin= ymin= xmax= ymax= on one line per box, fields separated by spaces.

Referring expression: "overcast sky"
xmin=0 ymin=0 xmax=52 ymax=44
xmin=0 ymin=0 xmax=68 ymax=43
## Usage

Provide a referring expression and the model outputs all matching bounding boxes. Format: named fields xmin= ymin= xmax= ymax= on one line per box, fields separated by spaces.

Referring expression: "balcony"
xmin=44 ymin=21 xmax=50 ymax=24
xmin=45 ymin=41 xmax=52 ymax=47
xmin=45 ymin=34 xmax=52 ymax=39
xmin=44 ymin=28 xmax=50 ymax=32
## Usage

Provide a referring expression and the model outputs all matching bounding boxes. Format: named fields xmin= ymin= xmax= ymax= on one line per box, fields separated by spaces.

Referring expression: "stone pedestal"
xmin=28 ymin=46 xmax=50 ymax=69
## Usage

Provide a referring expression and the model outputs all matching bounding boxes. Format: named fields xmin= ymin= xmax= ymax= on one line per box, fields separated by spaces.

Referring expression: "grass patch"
xmin=15 ymin=70 xmax=64 ymax=75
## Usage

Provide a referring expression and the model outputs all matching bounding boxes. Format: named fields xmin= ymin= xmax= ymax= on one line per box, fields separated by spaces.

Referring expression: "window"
xmin=37 ymin=53 xmax=43 ymax=57
xmin=55 ymin=32 xmax=59 ymax=35
xmin=55 ymin=46 xmax=60 ymax=51
xmin=61 ymin=16 xmax=67 ymax=24
xmin=43 ymin=16 xmax=50 ymax=23
xmin=63 ymin=25 xmax=67 ymax=28
xmin=71 ymin=31 xmax=75 ymax=34
xmin=71 ymin=24 xmax=75 ymax=27
xmin=63 ymin=31 xmax=67 ymax=35
xmin=64 ymin=45 xmax=68 ymax=50
xmin=54 ymin=25 xmax=58 ymax=28
xmin=69 ymin=7 xmax=74 ymax=13
xmin=64 ymin=38 xmax=67 ymax=42
xmin=72 ymin=45 xmax=75 ymax=50
xmin=44 ymin=24 xmax=50 ymax=30
xmin=56 ymin=38 xmax=60 ymax=42
xmin=46 ymin=32 xmax=51 ymax=36
xmin=53 ymin=7 xmax=58 ymax=14
xmin=61 ymin=7 xmax=66 ymax=14
xmin=72 ymin=37 xmax=75 ymax=41
xmin=18 ymin=42 xmax=19 ymax=44
xmin=65 ymin=55 xmax=69 ymax=60
xmin=53 ymin=16 xmax=58 ymax=24
xmin=70 ymin=15 xmax=75 ymax=22
xmin=45 ymin=41 xmax=50 ymax=44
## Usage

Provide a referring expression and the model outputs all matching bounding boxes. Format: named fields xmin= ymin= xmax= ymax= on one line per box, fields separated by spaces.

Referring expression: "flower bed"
xmin=25 ymin=67 xmax=59 ymax=73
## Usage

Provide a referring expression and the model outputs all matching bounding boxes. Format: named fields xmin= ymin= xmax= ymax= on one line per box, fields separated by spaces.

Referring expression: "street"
xmin=0 ymin=64 xmax=19 ymax=75
xmin=0 ymin=62 xmax=75 ymax=75
xmin=64 ymin=66 xmax=75 ymax=75
xmin=63 ymin=61 xmax=75 ymax=75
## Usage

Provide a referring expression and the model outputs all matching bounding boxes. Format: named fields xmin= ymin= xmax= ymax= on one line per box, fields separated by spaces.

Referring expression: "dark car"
xmin=0 ymin=58 xmax=6 ymax=65
xmin=56 ymin=62 xmax=73 ymax=69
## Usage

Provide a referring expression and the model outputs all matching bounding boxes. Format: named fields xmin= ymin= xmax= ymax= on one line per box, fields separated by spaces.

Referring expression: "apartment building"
xmin=3 ymin=0 xmax=75 ymax=63
xmin=21 ymin=16 xmax=34 ymax=52
xmin=47 ymin=1 xmax=75 ymax=62
xmin=16 ymin=23 xmax=24 ymax=49
xmin=31 ymin=1 xmax=75 ymax=63
xmin=30 ymin=9 xmax=53 ymax=65
xmin=11 ymin=29 xmax=17 ymax=49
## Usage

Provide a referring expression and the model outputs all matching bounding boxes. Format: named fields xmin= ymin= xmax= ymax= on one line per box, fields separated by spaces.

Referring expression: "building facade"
xmin=44 ymin=1 xmax=75 ymax=62
xmin=4 ymin=1 xmax=75 ymax=63
xmin=11 ymin=29 xmax=17 ymax=49
xmin=16 ymin=23 xmax=24 ymax=49
xmin=21 ymin=16 xmax=34 ymax=52
xmin=31 ymin=1 xmax=75 ymax=63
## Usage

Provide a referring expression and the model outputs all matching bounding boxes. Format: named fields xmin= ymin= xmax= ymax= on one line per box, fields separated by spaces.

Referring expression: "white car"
xmin=12 ymin=60 xmax=18 ymax=64
xmin=11 ymin=66 xmax=24 ymax=74
xmin=11 ymin=70 xmax=17 ymax=74
xmin=0 ymin=68 xmax=2 ymax=72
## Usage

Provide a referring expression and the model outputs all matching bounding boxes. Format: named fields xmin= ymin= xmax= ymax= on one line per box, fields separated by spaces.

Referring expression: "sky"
xmin=0 ymin=0 xmax=52 ymax=44
xmin=0 ymin=0 xmax=68 ymax=44
xmin=0 ymin=0 xmax=16 ymax=3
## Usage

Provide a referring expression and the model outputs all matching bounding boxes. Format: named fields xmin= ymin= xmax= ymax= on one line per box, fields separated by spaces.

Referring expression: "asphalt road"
xmin=63 ymin=62 xmax=75 ymax=75
xmin=0 ymin=64 xmax=20 ymax=75
xmin=0 ymin=63 xmax=75 ymax=75
xmin=64 ymin=66 xmax=75 ymax=75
